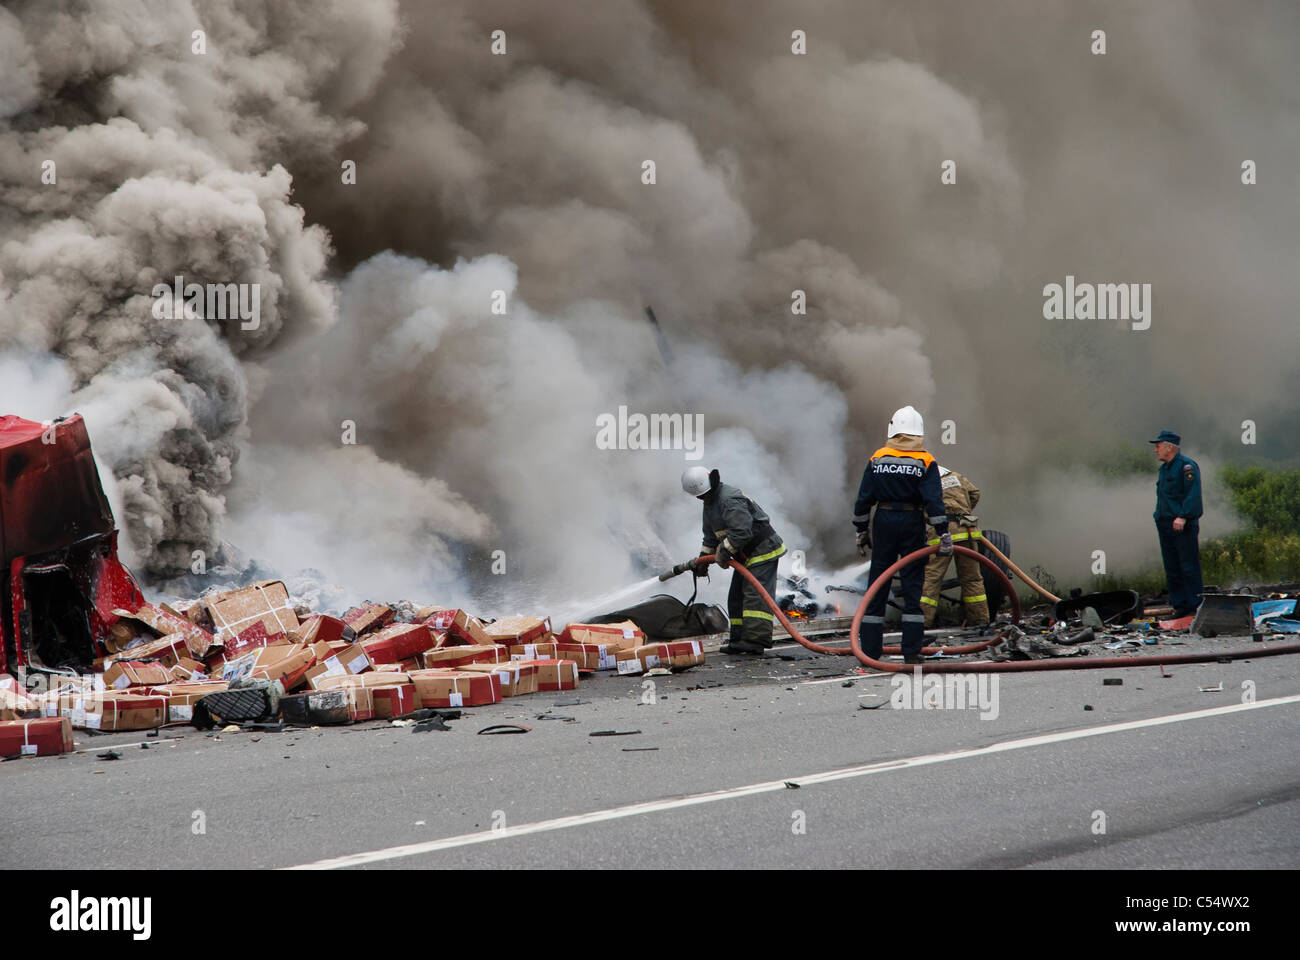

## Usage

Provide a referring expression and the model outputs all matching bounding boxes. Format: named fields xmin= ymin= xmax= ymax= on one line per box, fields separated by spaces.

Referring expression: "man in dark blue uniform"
xmin=1150 ymin=429 xmax=1204 ymax=618
xmin=852 ymin=406 xmax=950 ymax=663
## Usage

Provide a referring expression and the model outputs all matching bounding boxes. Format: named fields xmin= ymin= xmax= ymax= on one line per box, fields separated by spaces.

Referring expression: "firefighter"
xmin=1151 ymin=429 xmax=1204 ymax=618
xmin=683 ymin=466 xmax=787 ymax=654
xmin=920 ymin=466 xmax=989 ymax=628
xmin=852 ymin=406 xmax=950 ymax=663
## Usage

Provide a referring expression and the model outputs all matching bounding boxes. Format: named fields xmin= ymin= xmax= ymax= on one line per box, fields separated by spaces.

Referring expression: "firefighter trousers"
xmin=921 ymin=547 xmax=990 ymax=626
xmin=726 ymin=544 xmax=786 ymax=647
xmin=862 ymin=510 xmax=927 ymax=659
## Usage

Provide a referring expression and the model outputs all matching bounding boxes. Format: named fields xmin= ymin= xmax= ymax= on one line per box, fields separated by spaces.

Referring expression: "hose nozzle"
xmin=658 ymin=560 xmax=695 ymax=582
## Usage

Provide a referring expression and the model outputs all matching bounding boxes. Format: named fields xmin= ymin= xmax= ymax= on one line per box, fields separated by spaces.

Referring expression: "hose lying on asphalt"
xmin=710 ymin=546 xmax=1300 ymax=671
xmin=705 ymin=546 xmax=1016 ymax=657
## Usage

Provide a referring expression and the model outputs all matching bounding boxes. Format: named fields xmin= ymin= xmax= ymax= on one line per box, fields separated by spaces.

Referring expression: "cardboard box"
xmin=341 ymin=602 xmax=394 ymax=636
xmin=291 ymin=614 xmax=350 ymax=646
xmin=371 ymin=684 xmax=417 ymax=719
xmin=110 ymin=603 xmax=217 ymax=659
xmin=426 ymin=608 xmax=492 ymax=646
xmin=0 ymin=717 xmax=74 ymax=756
xmin=508 ymin=641 xmax=558 ymax=660
xmin=104 ymin=632 xmax=192 ymax=669
xmin=0 ymin=687 xmax=41 ymax=721
xmin=513 ymin=659 xmax=580 ymax=691
xmin=203 ymin=580 xmax=299 ymax=643
xmin=147 ymin=682 xmax=230 ymax=723
xmin=461 ymin=661 xmax=538 ymax=698
xmin=615 ymin=640 xmax=705 ymax=675
xmin=561 ymin=620 xmax=645 ymax=652
xmin=482 ymin=616 xmax=550 ymax=646
xmin=360 ymin=623 xmax=436 ymax=665
xmin=555 ymin=641 xmax=619 ymax=671
xmin=413 ymin=605 xmax=444 ymax=621
xmin=103 ymin=660 xmax=176 ymax=691
xmin=315 ymin=672 xmax=412 ymax=691
xmin=222 ymin=619 xmax=274 ymax=662
xmin=418 ymin=644 xmax=508 ymax=670
xmin=407 ymin=670 xmax=502 ymax=708
xmin=249 ymin=645 xmax=316 ymax=690
xmin=81 ymin=693 xmax=166 ymax=731
xmin=171 ymin=658 xmax=209 ymax=682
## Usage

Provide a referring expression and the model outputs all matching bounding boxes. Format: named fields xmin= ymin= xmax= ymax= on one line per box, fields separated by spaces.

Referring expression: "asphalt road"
xmin=3 ymin=636 xmax=1298 ymax=870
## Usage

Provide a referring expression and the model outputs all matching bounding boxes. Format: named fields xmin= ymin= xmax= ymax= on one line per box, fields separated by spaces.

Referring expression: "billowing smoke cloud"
xmin=3 ymin=0 xmax=1297 ymax=612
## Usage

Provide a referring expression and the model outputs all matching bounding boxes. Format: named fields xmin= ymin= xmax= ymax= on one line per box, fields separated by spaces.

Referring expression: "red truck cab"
xmin=0 ymin=414 xmax=143 ymax=679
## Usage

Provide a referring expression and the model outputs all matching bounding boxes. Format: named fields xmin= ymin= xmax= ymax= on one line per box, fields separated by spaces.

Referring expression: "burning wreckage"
xmin=0 ymin=415 xmax=708 ymax=756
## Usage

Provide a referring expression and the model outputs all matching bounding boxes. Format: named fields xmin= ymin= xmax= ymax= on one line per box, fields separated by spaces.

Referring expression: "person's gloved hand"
xmin=938 ymin=532 xmax=954 ymax=556
xmin=690 ymin=554 xmax=712 ymax=576
xmin=714 ymin=540 xmax=734 ymax=568
xmin=856 ymin=530 xmax=871 ymax=557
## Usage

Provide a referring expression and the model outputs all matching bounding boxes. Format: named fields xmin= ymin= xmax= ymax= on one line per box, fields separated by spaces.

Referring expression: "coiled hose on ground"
xmin=708 ymin=547 xmax=1300 ymax=672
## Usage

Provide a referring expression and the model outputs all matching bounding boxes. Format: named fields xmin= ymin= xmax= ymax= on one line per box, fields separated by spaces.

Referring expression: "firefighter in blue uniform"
xmin=1150 ymin=429 xmax=1204 ymax=618
xmin=682 ymin=466 xmax=787 ymax=654
xmin=852 ymin=406 xmax=950 ymax=663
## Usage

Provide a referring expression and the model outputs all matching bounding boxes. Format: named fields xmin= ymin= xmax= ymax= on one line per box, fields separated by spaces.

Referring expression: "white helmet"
xmin=681 ymin=466 xmax=711 ymax=497
xmin=887 ymin=405 xmax=924 ymax=437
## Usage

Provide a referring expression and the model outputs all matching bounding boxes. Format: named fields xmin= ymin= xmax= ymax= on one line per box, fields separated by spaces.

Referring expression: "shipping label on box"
xmin=616 ymin=649 xmax=661 ymax=675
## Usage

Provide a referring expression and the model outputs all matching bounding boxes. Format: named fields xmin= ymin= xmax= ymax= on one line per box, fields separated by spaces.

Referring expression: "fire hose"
xmin=974 ymin=537 xmax=1060 ymax=603
xmin=682 ymin=547 xmax=1300 ymax=671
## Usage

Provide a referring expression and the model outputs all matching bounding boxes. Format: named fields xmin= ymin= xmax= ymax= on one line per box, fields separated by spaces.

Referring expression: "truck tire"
xmin=977 ymin=530 xmax=1012 ymax=614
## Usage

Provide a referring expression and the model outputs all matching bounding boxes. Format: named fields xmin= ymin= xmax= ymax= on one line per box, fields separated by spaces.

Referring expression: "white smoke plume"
xmin=2 ymin=1 xmax=1297 ymax=614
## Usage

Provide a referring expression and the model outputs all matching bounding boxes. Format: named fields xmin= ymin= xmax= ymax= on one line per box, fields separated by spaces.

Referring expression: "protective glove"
xmin=714 ymin=540 xmax=734 ymax=568
xmin=690 ymin=554 xmax=712 ymax=576
xmin=856 ymin=529 xmax=871 ymax=557
xmin=938 ymin=532 xmax=954 ymax=556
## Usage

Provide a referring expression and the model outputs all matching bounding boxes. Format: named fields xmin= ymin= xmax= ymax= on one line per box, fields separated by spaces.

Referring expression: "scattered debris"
xmin=784 ymin=781 xmax=800 ymax=789
xmin=1199 ymin=682 xmax=1224 ymax=693
xmin=478 ymin=724 xmax=531 ymax=735
xmin=590 ymin=730 xmax=641 ymax=737
xmin=96 ymin=750 xmax=121 ymax=761
xmin=1102 ymin=678 xmax=1123 ymax=686
xmin=622 ymin=747 xmax=659 ymax=752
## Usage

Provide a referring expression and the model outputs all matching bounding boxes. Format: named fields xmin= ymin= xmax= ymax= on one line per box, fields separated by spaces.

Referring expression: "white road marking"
xmin=285 ymin=694 xmax=1300 ymax=870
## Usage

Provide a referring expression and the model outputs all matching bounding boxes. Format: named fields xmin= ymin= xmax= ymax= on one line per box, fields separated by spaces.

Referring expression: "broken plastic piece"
xmin=97 ymin=750 xmax=121 ymax=761
xmin=478 ymin=724 xmax=531 ymax=735
xmin=1102 ymin=678 xmax=1123 ymax=686
xmin=622 ymin=747 xmax=659 ymax=752
xmin=1199 ymin=682 xmax=1224 ymax=693
xmin=590 ymin=729 xmax=641 ymax=737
